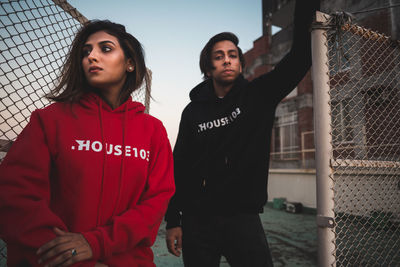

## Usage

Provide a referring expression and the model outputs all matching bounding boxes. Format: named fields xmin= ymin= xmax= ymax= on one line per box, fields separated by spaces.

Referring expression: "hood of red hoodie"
xmin=79 ymin=93 xmax=145 ymax=114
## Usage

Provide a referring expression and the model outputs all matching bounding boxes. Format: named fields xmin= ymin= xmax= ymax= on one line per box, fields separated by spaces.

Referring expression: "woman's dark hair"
xmin=47 ymin=20 xmax=151 ymax=104
xmin=199 ymin=32 xmax=245 ymax=80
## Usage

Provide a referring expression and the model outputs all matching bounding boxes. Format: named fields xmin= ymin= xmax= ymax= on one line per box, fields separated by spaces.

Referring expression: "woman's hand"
xmin=37 ymin=227 xmax=93 ymax=266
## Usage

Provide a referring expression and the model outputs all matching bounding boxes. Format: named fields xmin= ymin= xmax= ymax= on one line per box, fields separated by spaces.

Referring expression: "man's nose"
xmin=223 ymin=56 xmax=231 ymax=65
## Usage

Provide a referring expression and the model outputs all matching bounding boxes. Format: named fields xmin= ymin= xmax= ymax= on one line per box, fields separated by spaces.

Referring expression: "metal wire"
xmin=0 ymin=0 xmax=150 ymax=161
xmin=326 ymin=14 xmax=400 ymax=266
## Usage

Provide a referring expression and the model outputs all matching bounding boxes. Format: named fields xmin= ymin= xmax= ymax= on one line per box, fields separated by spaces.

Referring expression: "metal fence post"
xmin=311 ymin=11 xmax=336 ymax=267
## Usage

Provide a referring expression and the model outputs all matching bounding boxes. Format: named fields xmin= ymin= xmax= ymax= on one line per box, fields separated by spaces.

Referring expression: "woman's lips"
xmin=89 ymin=66 xmax=102 ymax=73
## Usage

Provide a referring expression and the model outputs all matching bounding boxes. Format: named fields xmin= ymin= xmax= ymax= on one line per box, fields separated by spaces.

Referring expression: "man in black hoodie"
xmin=165 ymin=1 xmax=319 ymax=266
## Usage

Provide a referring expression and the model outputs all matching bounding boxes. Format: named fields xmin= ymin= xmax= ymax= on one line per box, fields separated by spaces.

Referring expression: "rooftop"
xmin=153 ymin=204 xmax=317 ymax=267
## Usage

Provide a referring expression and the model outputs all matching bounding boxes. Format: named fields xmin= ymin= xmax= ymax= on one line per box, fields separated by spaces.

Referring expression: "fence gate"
xmin=312 ymin=11 xmax=400 ymax=266
xmin=0 ymin=0 xmax=150 ymax=264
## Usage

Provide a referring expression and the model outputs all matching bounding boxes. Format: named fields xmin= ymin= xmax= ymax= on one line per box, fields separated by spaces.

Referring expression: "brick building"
xmin=243 ymin=0 xmax=400 ymax=207
xmin=244 ymin=0 xmax=315 ymax=170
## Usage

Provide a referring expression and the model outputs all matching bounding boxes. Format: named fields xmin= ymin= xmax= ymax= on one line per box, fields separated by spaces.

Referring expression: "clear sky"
xmin=68 ymin=0 xmax=262 ymax=146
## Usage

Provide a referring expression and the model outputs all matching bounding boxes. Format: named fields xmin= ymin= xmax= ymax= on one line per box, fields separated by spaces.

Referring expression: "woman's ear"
xmin=127 ymin=59 xmax=134 ymax=72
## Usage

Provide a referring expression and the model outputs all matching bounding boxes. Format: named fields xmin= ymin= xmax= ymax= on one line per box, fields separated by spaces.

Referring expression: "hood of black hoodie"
xmin=189 ymin=74 xmax=248 ymax=102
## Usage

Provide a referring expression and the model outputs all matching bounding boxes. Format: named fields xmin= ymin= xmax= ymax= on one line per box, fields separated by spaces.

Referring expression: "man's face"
xmin=207 ymin=40 xmax=242 ymax=85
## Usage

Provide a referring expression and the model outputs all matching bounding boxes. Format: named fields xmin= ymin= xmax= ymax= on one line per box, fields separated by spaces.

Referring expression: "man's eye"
xmin=102 ymin=46 xmax=111 ymax=52
xmin=230 ymin=54 xmax=237 ymax=58
xmin=214 ymin=56 xmax=223 ymax=60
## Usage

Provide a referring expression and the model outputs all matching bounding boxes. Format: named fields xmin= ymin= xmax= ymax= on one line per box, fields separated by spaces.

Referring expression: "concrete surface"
xmin=153 ymin=204 xmax=317 ymax=267
xmin=0 ymin=205 xmax=317 ymax=267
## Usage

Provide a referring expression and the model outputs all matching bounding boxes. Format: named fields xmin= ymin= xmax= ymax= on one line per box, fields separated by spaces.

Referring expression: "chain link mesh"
xmin=0 ymin=0 xmax=150 ymax=161
xmin=0 ymin=0 xmax=150 ymax=263
xmin=326 ymin=15 xmax=400 ymax=266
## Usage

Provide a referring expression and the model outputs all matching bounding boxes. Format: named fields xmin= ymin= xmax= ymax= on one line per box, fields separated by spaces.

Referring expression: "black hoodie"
xmin=165 ymin=0 xmax=319 ymax=229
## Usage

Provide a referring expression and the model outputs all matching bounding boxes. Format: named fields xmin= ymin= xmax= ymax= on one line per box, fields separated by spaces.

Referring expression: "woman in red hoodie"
xmin=0 ymin=20 xmax=175 ymax=266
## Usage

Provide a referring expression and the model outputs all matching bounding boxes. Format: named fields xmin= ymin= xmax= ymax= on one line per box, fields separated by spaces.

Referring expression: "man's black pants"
xmin=182 ymin=213 xmax=274 ymax=267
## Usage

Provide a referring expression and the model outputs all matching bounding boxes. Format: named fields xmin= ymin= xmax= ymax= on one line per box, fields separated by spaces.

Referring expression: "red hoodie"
xmin=0 ymin=93 xmax=175 ymax=266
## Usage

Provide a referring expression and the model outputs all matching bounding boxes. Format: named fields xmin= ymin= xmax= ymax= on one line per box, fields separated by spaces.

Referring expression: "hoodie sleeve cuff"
xmin=165 ymin=211 xmax=182 ymax=229
xmin=166 ymin=220 xmax=182 ymax=229
xmin=82 ymin=231 xmax=102 ymax=260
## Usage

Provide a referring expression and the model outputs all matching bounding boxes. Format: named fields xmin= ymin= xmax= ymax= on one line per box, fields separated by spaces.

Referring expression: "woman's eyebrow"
xmin=83 ymin=40 xmax=116 ymax=47
xmin=98 ymin=40 xmax=116 ymax=46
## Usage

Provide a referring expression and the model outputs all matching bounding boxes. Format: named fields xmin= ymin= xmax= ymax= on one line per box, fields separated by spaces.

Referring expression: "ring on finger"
xmin=71 ymin=248 xmax=77 ymax=256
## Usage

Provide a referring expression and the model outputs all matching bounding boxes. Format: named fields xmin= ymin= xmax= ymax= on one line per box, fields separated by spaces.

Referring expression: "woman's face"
xmin=82 ymin=30 xmax=134 ymax=94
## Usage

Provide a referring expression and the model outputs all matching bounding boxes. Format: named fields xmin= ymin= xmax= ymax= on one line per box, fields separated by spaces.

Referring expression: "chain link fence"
xmin=313 ymin=11 xmax=400 ymax=266
xmin=0 ymin=0 xmax=150 ymax=264
xmin=0 ymin=0 xmax=150 ymax=161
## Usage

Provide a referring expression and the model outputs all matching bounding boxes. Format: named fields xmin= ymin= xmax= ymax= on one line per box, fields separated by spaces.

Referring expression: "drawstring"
xmin=95 ymin=96 xmax=129 ymax=222
xmin=111 ymin=103 xmax=128 ymax=217
xmin=96 ymin=98 xmax=106 ymax=226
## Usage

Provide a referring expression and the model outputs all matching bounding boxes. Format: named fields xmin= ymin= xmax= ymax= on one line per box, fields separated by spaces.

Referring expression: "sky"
xmin=68 ymin=0 xmax=262 ymax=146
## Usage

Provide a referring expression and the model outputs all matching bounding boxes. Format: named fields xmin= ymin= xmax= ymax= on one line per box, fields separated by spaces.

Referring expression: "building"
xmin=243 ymin=0 xmax=400 ymax=208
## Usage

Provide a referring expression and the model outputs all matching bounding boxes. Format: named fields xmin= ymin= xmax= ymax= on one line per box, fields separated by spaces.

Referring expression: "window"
xmin=273 ymin=111 xmax=299 ymax=159
xmin=331 ymin=99 xmax=354 ymax=143
xmin=329 ymin=39 xmax=351 ymax=75
xmin=285 ymin=86 xmax=297 ymax=99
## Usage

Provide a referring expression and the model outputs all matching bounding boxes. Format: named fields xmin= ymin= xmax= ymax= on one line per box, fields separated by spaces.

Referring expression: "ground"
xmin=153 ymin=204 xmax=317 ymax=267
xmin=0 ymin=205 xmax=317 ymax=267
